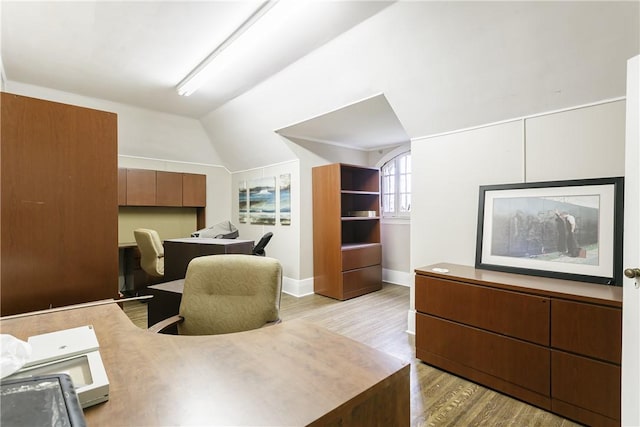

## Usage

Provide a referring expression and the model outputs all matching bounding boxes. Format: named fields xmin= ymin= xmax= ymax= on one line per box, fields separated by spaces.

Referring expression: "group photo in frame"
xmin=475 ymin=177 xmax=624 ymax=285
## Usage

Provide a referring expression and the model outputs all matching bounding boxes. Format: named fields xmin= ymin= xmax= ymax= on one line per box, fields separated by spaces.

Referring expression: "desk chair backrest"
xmin=252 ymin=232 xmax=273 ymax=256
xmin=133 ymin=228 xmax=164 ymax=277
xmin=178 ymin=254 xmax=282 ymax=335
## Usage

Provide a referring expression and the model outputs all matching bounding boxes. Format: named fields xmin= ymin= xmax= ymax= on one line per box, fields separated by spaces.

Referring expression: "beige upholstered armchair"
xmin=133 ymin=228 xmax=164 ymax=278
xmin=150 ymin=254 xmax=282 ymax=335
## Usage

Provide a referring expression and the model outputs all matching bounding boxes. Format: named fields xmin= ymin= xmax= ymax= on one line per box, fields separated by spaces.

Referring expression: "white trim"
xmin=0 ymin=56 xmax=6 ymax=91
xmin=406 ymin=309 xmax=416 ymax=335
xmin=375 ymin=143 xmax=411 ymax=168
xmin=380 ymin=217 xmax=410 ymax=225
xmin=282 ymin=276 xmax=314 ymax=298
xmin=276 ymin=132 xmax=406 ymax=152
xmin=275 ymin=92 xmax=386 ymax=132
xmin=413 ymin=96 xmax=626 ymax=143
xmin=383 ymin=269 xmax=412 ymax=287
xmin=231 ymin=158 xmax=299 ymax=175
xmin=118 ymin=154 xmax=230 ymax=172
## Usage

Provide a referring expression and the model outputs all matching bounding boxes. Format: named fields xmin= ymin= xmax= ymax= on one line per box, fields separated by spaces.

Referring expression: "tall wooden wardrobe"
xmin=1 ymin=93 xmax=118 ymax=316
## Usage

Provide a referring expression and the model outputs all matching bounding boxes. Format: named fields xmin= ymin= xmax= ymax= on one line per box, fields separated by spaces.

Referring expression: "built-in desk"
xmin=118 ymin=242 xmax=153 ymax=294
xmin=164 ymin=238 xmax=254 ymax=281
xmin=0 ymin=303 xmax=410 ymax=426
xmin=146 ymin=279 xmax=184 ymax=331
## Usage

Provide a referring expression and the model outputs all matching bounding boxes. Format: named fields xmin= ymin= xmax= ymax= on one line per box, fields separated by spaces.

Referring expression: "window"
xmin=381 ymin=152 xmax=411 ymax=218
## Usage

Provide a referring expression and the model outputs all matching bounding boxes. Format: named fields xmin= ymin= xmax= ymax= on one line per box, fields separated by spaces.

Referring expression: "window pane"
xmin=381 ymin=152 xmax=410 ymax=217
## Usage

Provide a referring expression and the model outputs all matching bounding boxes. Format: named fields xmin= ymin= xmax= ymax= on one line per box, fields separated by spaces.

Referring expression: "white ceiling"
xmin=276 ymin=93 xmax=410 ymax=150
xmin=1 ymin=1 xmax=393 ymax=119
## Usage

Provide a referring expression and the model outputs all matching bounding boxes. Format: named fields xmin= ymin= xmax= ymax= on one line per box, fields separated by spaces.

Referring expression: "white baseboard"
xmin=407 ymin=309 xmax=416 ymax=335
xmin=383 ymin=269 xmax=412 ymax=287
xmin=282 ymin=276 xmax=314 ymax=297
xmin=283 ymin=270 xmax=410 ymax=297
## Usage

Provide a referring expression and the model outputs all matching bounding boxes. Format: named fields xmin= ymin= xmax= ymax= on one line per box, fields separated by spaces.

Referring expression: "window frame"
xmin=380 ymin=151 xmax=411 ymax=219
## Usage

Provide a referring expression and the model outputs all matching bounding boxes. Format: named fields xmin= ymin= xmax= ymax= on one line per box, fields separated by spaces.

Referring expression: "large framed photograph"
xmin=475 ymin=177 xmax=624 ymax=285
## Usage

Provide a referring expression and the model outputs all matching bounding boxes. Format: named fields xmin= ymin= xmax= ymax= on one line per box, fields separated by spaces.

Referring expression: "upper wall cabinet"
xmin=119 ymin=168 xmax=206 ymax=207
xmin=182 ymin=173 xmax=206 ymax=207
xmin=156 ymin=171 xmax=183 ymax=207
xmin=126 ymin=169 xmax=156 ymax=206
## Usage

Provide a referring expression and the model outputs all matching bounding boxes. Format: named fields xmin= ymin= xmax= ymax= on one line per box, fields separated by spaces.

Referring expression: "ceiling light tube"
xmin=176 ymin=0 xmax=279 ymax=96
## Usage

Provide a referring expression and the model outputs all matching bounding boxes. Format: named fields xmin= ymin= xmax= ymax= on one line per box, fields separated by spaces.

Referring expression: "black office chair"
xmin=252 ymin=232 xmax=273 ymax=256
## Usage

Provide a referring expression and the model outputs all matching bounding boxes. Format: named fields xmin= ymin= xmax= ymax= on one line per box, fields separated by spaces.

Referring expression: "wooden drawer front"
xmin=342 ymin=265 xmax=381 ymax=300
xmin=415 ymin=275 xmax=550 ymax=345
xmin=416 ymin=314 xmax=550 ymax=396
xmin=551 ymin=350 xmax=620 ymax=422
xmin=551 ymin=300 xmax=622 ymax=363
xmin=342 ymin=244 xmax=381 ymax=271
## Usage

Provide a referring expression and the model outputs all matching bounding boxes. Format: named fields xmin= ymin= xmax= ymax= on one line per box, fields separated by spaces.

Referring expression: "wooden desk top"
xmin=416 ymin=262 xmax=623 ymax=307
xmin=165 ymin=237 xmax=253 ymax=245
xmin=0 ymin=303 xmax=409 ymax=426
xmin=148 ymin=279 xmax=184 ymax=294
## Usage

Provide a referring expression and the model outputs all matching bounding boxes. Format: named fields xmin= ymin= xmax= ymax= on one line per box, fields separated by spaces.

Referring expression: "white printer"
xmin=5 ymin=325 xmax=109 ymax=409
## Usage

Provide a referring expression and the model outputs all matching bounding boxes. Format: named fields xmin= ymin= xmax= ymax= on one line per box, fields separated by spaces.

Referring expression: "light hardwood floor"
xmin=123 ymin=283 xmax=581 ymax=427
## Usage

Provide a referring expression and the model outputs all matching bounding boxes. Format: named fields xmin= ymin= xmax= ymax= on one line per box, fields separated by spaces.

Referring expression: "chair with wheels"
xmin=252 ymin=232 xmax=273 ymax=256
xmin=133 ymin=228 xmax=165 ymax=278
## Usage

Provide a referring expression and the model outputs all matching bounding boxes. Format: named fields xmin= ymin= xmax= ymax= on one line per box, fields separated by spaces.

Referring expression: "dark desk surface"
xmin=146 ymin=280 xmax=185 ymax=330
xmin=0 ymin=303 xmax=409 ymax=426
xmin=163 ymin=238 xmax=254 ymax=281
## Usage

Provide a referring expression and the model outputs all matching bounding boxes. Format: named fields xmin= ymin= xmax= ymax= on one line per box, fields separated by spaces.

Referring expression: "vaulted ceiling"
xmin=1 ymin=1 xmax=392 ymax=118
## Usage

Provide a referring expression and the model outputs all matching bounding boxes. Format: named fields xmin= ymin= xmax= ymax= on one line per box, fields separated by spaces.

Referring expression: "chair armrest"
xmin=148 ymin=315 xmax=184 ymax=334
xmin=260 ymin=318 xmax=282 ymax=328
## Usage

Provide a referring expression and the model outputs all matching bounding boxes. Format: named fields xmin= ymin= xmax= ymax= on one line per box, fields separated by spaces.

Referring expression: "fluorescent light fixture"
xmin=176 ymin=0 xmax=279 ymax=96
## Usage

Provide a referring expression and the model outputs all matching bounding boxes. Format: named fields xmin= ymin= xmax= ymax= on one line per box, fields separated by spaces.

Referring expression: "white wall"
xmin=230 ymin=159 xmax=304 ymax=295
xmin=526 ymin=101 xmax=626 ymax=181
xmin=281 ymin=136 xmax=370 ymax=282
xmin=195 ymin=1 xmax=637 ymax=300
xmin=409 ymin=100 xmax=626 ymax=333
xmin=198 ymin=1 xmax=638 ymax=172
xmin=4 ymin=81 xmax=233 ymax=228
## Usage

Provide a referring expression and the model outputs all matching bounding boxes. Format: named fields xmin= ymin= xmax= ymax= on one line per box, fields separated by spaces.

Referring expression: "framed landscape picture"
xmin=475 ymin=177 xmax=624 ymax=285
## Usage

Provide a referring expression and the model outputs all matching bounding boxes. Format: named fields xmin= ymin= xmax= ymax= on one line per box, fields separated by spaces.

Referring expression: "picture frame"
xmin=475 ymin=177 xmax=624 ymax=285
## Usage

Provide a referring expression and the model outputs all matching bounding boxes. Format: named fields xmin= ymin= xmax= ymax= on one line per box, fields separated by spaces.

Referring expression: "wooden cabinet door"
xmin=156 ymin=171 xmax=183 ymax=207
xmin=126 ymin=169 xmax=156 ymax=206
xmin=551 ymin=350 xmax=620 ymax=424
xmin=551 ymin=299 xmax=622 ymax=363
xmin=182 ymin=173 xmax=206 ymax=207
xmin=1 ymin=93 xmax=118 ymax=315
xmin=118 ymin=168 xmax=127 ymax=206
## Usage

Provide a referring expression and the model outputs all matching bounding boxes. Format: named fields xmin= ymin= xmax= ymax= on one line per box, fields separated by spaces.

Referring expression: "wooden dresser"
xmin=415 ymin=263 xmax=622 ymax=427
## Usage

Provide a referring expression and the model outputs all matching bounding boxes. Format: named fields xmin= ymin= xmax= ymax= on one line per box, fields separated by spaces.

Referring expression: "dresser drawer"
xmin=551 ymin=350 xmax=620 ymax=422
xmin=415 ymin=275 xmax=550 ymax=345
xmin=342 ymin=265 xmax=381 ymax=299
xmin=416 ymin=313 xmax=550 ymax=397
xmin=551 ymin=300 xmax=621 ymax=363
xmin=341 ymin=244 xmax=381 ymax=271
